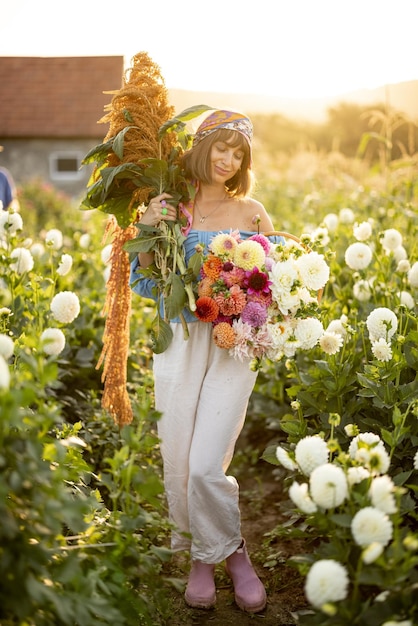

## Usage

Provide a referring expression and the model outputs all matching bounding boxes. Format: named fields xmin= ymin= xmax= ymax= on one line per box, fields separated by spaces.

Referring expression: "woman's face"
xmin=209 ymin=139 xmax=244 ymax=184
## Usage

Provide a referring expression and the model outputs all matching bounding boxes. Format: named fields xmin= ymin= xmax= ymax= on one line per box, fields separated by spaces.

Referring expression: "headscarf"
xmin=193 ymin=109 xmax=253 ymax=149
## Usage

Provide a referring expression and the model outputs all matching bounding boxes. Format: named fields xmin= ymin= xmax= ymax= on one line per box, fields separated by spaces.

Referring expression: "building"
xmin=0 ymin=56 xmax=124 ymax=198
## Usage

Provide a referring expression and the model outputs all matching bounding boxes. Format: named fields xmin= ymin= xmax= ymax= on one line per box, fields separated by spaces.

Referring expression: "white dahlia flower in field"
xmin=381 ymin=228 xmax=402 ymax=251
xmin=30 ymin=242 xmax=45 ymax=257
xmin=309 ymin=463 xmax=348 ymax=508
xmin=326 ymin=315 xmax=348 ymax=337
xmin=392 ymin=245 xmax=407 ymax=262
xmin=276 ymin=446 xmax=297 ymax=470
xmin=339 ymin=207 xmax=355 ymax=223
xmin=0 ymin=334 xmax=14 ymax=359
xmin=398 ymin=291 xmax=415 ymax=309
xmin=371 ymin=338 xmax=393 ymax=362
xmin=349 ymin=432 xmax=383 ymax=456
xmin=101 ymin=243 xmax=113 ymax=264
xmin=41 ymin=328 xmax=66 ymax=356
xmin=45 ymin=228 xmax=63 ymax=250
xmin=0 ymin=354 xmax=10 ymax=390
xmin=362 ymin=541 xmax=384 ymax=564
xmin=0 ymin=210 xmax=23 ymax=236
xmin=295 ymin=436 xmax=329 ymax=475
xmin=347 ymin=466 xmax=370 ymax=486
xmin=414 ymin=450 xmax=418 ymax=471
xmin=353 ymin=220 xmax=372 ymax=241
xmin=322 ymin=212 xmax=339 ymax=231
xmin=294 ymin=251 xmax=330 ymax=291
xmin=369 ymin=475 xmax=397 ymax=514
xmin=369 ymin=446 xmax=390 ymax=475
xmin=50 ymin=291 xmax=80 ymax=324
xmin=10 ymin=247 xmax=34 ymax=274
xmin=345 ymin=242 xmax=373 ymax=270
xmin=349 ymin=432 xmax=390 ymax=474
xmin=289 ymin=481 xmax=318 ymax=514
xmin=57 ymin=253 xmax=73 ymax=276
xmin=309 ymin=226 xmax=330 ymax=246
xmin=305 ymin=559 xmax=349 ymax=608
xmin=79 ymin=233 xmax=91 ymax=249
xmin=396 ymin=259 xmax=410 ymax=274
xmin=407 ymin=261 xmax=418 ymax=288
xmin=294 ymin=317 xmax=324 ymax=350
xmin=366 ymin=307 xmax=398 ymax=341
xmin=353 ymin=279 xmax=372 ymax=302
xmin=351 ymin=506 xmax=393 ymax=547
xmin=319 ymin=330 xmax=344 ymax=355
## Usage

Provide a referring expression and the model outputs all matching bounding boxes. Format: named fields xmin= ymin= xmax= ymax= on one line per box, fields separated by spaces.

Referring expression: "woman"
xmin=130 ymin=110 xmax=276 ymax=613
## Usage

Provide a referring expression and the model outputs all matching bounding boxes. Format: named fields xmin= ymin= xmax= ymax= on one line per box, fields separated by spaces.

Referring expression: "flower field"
xmin=0 ymin=145 xmax=417 ymax=625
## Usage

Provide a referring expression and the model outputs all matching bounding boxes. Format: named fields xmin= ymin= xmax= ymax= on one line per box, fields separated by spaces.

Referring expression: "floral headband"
xmin=193 ymin=109 xmax=253 ymax=148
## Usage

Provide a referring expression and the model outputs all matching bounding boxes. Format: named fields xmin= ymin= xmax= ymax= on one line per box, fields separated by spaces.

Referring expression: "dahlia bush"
xmin=262 ymin=181 xmax=418 ymax=624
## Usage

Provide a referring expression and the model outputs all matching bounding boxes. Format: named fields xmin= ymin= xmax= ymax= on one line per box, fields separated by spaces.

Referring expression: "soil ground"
xmin=163 ymin=450 xmax=310 ymax=626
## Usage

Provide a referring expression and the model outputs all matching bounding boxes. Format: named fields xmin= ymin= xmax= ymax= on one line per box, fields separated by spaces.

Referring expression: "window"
xmin=49 ymin=151 xmax=83 ymax=181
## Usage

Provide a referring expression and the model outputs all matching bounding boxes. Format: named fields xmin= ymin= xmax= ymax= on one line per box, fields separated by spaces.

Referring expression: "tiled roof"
xmin=0 ymin=56 xmax=124 ymax=138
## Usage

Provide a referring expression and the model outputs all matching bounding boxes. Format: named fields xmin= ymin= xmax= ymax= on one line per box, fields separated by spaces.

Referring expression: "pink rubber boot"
xmin=184 ymin=560 xmax=216 ymax=609
xmin=225 ymin=540 xmax=267 ymax=613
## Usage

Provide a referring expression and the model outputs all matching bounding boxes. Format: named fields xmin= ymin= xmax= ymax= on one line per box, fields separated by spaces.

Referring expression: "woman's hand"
xmin=141 ymin=193 xmax=176 ymax=226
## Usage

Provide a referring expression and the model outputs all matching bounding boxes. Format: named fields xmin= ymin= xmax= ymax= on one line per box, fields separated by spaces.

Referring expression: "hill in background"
xmin=169 ymin=80 xmax=418 ymax=122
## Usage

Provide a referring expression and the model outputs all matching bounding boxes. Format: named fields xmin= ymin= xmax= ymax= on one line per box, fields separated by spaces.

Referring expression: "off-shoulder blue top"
xmin=129 ymin=229 xmax=284 ymax=323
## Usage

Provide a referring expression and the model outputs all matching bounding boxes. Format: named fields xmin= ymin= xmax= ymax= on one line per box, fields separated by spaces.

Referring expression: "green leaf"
xmin=158 ymin=104 xmax=213 ymax=140
xmin=188 ymin=250 xmax=204 ymax=280
xmin=151 ymin=316 xmax=173 ymax=354
xmin=82 ymin=138 xmax=114 ymax=165
xmin=164 ymin=273 xmax=187 ymax=319
xmin=112 ymin=126 xmax=137 ymax=159
xmin=261 ymin=444 xmax=281 ymax=465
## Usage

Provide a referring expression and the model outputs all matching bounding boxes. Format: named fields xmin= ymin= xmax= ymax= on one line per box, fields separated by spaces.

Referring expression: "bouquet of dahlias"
xmin=194 ymin=231 xmax=330 ymax=367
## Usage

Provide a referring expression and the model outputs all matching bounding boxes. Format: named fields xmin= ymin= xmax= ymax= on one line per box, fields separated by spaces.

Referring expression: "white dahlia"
xmin=0 ymin=334 xmax=14 ymax=359
xmin=305 ymin=559 xmax=349 ymax=608
xmin=289 ymin=481 xmax=318 ymax=514
xmin=45 ymin=228 xmax=63 ymax=250
xmin=381 ymin=228 xmax=402 ymax=251
xmin=295 ymin=251 xmax=330 ymax=291
xmin=371 ymin=338 xmax=393 ymax=362
xmin=10 ymin=247 xmax=34 ymax=274
xmin=369 ymin=475 xmax=397 ymax=514
xmin=0 ymin=354 xmax=10 ymax=390
xmin=345 ymin=242 xmax=373 ymax=270
xmin=41 ymin=328 xmax=66 ymax=356
xmin=295 ymin=436 xmax=329 ymax=475
xmin=275 ymin=446 xmax=297 ymax=471
xmin=319 ymin=331 xmax=344 ymax=355
xmin=50 ymin=291 xmax=80 ymax=324
xmin=366 ymin=307 xmax=398 ymax=341
xmin=309 ymin=463 xmax=348 ymax=508
xmin=407 ymin=261 xmax=418 ymax=288
xmin=351 ymin=506 xmax=393 ymax=547
xmin=294 ymin=317 xmax=324 ymax=350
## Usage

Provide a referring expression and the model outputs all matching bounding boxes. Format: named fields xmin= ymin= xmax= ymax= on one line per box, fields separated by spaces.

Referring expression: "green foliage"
xmin=260 ymin=179 xmax=418 ymax=622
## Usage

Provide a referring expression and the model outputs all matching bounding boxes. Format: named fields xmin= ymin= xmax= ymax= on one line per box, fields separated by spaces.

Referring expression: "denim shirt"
xmin=129 ymin=229 xmax=284 ymax=323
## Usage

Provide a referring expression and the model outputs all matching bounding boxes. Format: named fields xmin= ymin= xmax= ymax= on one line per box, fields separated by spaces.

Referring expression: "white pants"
xmin=153 ymin=322 xmax=258 ymax=563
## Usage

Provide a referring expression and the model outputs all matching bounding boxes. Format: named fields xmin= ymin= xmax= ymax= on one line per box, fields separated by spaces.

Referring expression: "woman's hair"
xmin=181 ymin=129 xmax=253 ymax=197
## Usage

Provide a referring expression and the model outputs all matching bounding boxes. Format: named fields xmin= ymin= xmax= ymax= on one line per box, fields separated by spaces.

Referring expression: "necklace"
xmin=195 ymin=193 xmax=226 ymax=223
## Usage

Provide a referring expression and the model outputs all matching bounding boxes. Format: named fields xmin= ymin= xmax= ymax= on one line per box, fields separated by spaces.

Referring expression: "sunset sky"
xmin=1 ymin=0 xmax=417 ymax=99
